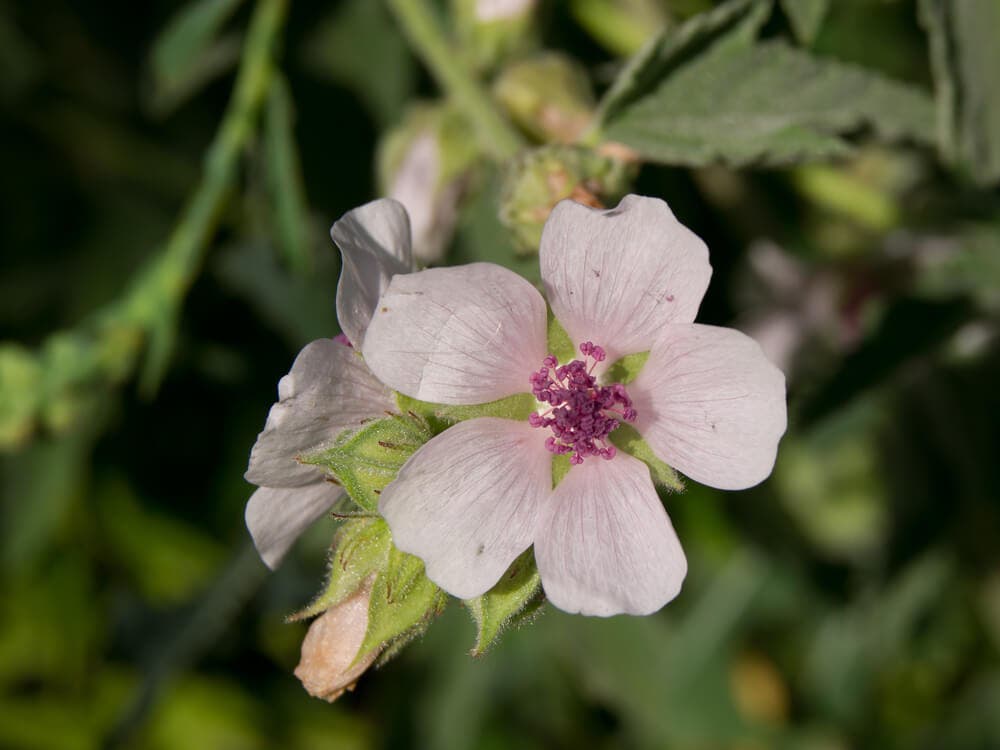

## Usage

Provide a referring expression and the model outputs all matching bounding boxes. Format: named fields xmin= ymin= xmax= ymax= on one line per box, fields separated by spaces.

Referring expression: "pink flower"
xmin=362 ymin=195 xmax=786 ymax=616
xmin=244 ymin=199 xmax=413 ymax=568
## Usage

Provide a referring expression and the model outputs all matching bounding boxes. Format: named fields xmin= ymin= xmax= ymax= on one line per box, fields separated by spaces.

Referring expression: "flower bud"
xmin=451 ymin=0 xmax=539 ymax=72
xmin=493 ymin=52 xmax=595 ymax=144
xmin=500 ymin=145 xmax=636 ymax=253
xmin=294 ymin=579 xmax=378 ymax=702
xmin=378 ymin=105 xmax=478 ymax=264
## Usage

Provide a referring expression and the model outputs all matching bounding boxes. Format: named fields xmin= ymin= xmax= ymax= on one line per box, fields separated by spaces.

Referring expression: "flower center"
xmin=528 ymin=341 xmax=637 ymax=465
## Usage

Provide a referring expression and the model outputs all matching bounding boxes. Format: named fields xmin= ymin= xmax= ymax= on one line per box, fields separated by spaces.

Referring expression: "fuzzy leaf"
xmin=300 ymin=413 xmax=434 ymax=512
xmin=919 ymin=0 xmax=1000 ymax=185
xmin=360 ymin=545 xmax=447 ymax=657
xmin=594 ymin=0 xmax=771 ymax=128
xmin=610 ymin=424 xmax=684 ymax=491
xmin=604 ymin=39 xmax=936 ymax=167
xmin=465 ymin=549 xmax=543 ymax=656
xmin=290 ymin=517 xmax=392 ymax=621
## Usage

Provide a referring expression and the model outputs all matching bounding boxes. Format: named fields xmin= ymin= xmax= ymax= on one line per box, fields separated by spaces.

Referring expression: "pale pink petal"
xmin=540 ymin=195 xmax=712 ymax=362
xmin=631 ymin=324 xmax=787 ymax=490
xmin=332 ymin=198 xmax=414 ymax=348
xmin=246 ymin=339 xmax=394 ymax=487
xmin=378 ymin=418 xmax=551 ymax=599
xmin=535 ymin=453 xmax=687 ymax=616
xmin=362 ymin=263 xmax=547 ymax=405
xmin=245 ymin=482 xmax=343 ymax=569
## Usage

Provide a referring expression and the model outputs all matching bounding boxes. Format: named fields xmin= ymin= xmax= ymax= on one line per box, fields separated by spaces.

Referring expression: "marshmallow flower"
xmin=363 ymin=195 xmax=786 ymax=616
xmin=244 ymin=199 xmax=413 ymax=568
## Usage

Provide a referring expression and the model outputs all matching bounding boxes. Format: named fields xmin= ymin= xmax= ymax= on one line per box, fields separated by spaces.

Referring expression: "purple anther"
xmin=528 ymin=342 xmax=639 ymax=465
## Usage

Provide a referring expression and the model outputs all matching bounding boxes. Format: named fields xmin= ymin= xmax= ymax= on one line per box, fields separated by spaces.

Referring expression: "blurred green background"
xmin=1 ymin=0 xmax=999 ymax=748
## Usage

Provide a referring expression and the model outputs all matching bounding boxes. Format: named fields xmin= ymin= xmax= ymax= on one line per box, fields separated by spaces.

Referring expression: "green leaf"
xmin=919 ymin=0 xmax=1000 ymax=185
xmin=604 ymin=39 xmax=936 ymax=166
xmin=779 ymin=0 xmax=829 ymax=45
xmin=465 ymin=549 xmax=543 ymax=656
xmin=609 ymin=424 xmax=684 ymax=491
xmin=604 ymin=350 xmax=649 ymax=385
xmin=263 ymin=76 xmax=312 ymax=275
xmin=359 ymin=545 xmax=447 ymax=657
xmin=149 ymin=0 xmax=245 ymax=114
xmin=290 ymin=517 xmax=392 ymax=621
xmin=300 ymin=0 xmax=416 ymax=127
xmin=301 ymin=413 xmax=434 ymax=512
xmin=592 ymin=0 xmax=771 ymax=129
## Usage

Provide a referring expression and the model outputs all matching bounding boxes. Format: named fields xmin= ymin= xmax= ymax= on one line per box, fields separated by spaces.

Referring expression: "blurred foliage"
xmin=0 ymin=0 xmax=998 ymax=748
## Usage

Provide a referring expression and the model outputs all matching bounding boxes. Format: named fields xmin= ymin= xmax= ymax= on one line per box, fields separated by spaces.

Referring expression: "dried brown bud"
xmin=294 ymin=580 xmax=377 ymax=702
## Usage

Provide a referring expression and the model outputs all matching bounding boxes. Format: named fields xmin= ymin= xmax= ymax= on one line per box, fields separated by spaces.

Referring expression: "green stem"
xmin=135 ymin=0 xmax=289 ymax=393
xmin=386 ymin=0 xmax=524 ymax=160
xmin=10 ymin=0 xmax=287 ymax=442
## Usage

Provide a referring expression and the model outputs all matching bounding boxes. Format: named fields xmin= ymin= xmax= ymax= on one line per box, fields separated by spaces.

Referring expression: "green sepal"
xmin=300 ymin=412 xmax=433 ymax=512
xmin=396 ymin=392 xmax=536 ymax=434
xmin=465 ymin=548 xmax=544 ymax=656
xmin=610 ymin=424 xmax=685 ymax=492
xmin=359 ymin=544 xmax=448 ymax=660
xmin=603 ymin=350 xmax=650 ymax=385
xmin=551 ymin=453 xmax=571 ymax=488
xmin=546 ymin=313 xmax=576 ymax=363
xmin=287 ymin=517 xmax=392 ymax=622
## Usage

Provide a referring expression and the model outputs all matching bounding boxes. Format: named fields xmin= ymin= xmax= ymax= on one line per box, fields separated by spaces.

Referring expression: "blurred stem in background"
xmin=386 ymin=0 xmax=524 ymax=160
xmin=0 ymin=0 xmax=288 ymax=448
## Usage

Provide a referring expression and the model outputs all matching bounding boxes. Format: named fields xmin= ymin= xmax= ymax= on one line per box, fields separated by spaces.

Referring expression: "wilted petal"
xmin=332 ymin=198 xmax=414 ymax=348
xmin=245 ymin=339 xmax=394 ymax=488
xmin=295 ymin=579 xmax=378 ymax=701
xmin=362 ymin=263 xmax=547 ymax=405
xmin=379 ymin=418 xmax=551 ymax=599
xmin=245 ymin=482 xmax=343 ymax=569
xmin=535 ymin=453 xmax=687 ymax=616
xmin=540 ymin=195 xmax=712 ymax=362
xmin=631 ymin=324 xmax=786 ymax=490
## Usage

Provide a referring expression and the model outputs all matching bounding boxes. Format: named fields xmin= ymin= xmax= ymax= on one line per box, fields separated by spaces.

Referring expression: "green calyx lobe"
xmin=609 ymin=424 xmax=685 ymax=492
xmin=465 ymin=548 xmax=544 ymax=656
xmin=290 ymin=516 xmax=445 ymax=664
xmin=300 ymin=411 xmax=433 ymax=512
xmin=396 ymin=391 xmax=536 ymax=433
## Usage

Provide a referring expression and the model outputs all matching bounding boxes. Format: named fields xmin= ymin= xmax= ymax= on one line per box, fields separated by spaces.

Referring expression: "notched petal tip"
xmin=540 ymin=193 xmax=713 ymax=360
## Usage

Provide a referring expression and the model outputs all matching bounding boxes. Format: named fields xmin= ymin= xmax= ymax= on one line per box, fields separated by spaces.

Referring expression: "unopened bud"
xmin=500 ymin=145 xmax=636 ymax=253
xmin=452 ymin=0 xmax=539 ymax=72
xmin=494 ymin=53 xmax=595 ymax=144
xmin=379 ymin=105 xmax=478 ymax=264
xmin=294 ymin=579 xmax=378 ymax=702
